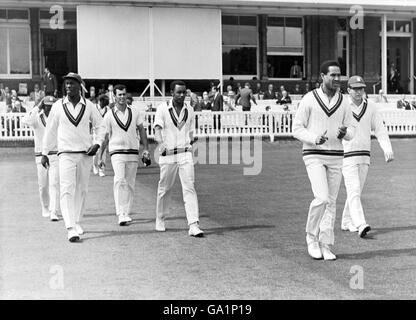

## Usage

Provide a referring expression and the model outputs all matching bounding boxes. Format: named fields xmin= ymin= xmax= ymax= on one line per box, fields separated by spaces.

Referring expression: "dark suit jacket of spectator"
xmin=42 ymin=72 xmax=57 ymax=95
xmin=212 ymin=93 xmax=223 ymax=111
xmin=236 ymin=88 xmax=255 ymax=110
xmin=263 ymin=90 xmax=276 ymax=100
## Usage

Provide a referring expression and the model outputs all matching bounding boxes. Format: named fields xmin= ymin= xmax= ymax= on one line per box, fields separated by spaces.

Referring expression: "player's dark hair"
xmin=98 ymin=94 xmax=109 ymax=106
xmin=320 ymin=60 xmax=340 ymax=75
xmin=114 ymin=84 xmax=126 ymax=95
xmin=170 ymin=80 xmax=186 ymax=92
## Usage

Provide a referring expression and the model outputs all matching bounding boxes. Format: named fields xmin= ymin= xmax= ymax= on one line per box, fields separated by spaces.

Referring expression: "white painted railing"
xmin=1 ymin=110 xmax=416 ymax=142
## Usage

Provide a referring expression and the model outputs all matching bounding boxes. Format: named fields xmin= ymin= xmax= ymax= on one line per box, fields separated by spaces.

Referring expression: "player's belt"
xmin=109 ymin=149 xmax=139 ymax=156
xmin=161 ymin=147 xmax=191 ymax=156
xmin=302 ymin=149 xmax=344 ymax=156
xmin=344 ymin=150 xmax=370 ymax=158
xmin=35 ymin=151 xmax=58 ymax=157
xmin=57 ymin=150 xmax=87 ymax=156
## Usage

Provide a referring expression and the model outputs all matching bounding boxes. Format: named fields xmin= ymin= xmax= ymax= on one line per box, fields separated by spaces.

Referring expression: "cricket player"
xmin=293 ymin=60 xmax=356 ymax=260
xmin=41 ymin=72 xmax=105 ymax=242
xmin=341 ymin=75 xmax=394 ymax=237
xmin=22 ymin=96 xmax=59 ymax=221
xmin=98 ymin=84 xmax=150 ymax=226
xmin=92 ymin=94 xmax=110 ymax=177
xmin=154 ymin=80 xmax=203 ymax=237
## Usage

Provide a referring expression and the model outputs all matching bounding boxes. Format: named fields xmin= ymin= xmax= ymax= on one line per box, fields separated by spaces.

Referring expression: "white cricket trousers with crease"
xmin=341 ymin=163 xmax=369 ymax=228
xmin=59 ymin=153 xmax=92 ymax=229
xmin=304 ymin=157 xmax=343 ymax=245
xmin=36 ymin=154 xmax=60 ymax=214
xmin=156 ymin=154 xmax=199 ymax=225
xmin=111 ymin=154 xmax=138 ymax=216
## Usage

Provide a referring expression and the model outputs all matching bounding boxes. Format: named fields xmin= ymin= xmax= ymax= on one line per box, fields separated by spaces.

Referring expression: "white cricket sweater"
xmin=42 ymin=96 xmax=105 ymax=156
xmin=293 ymin=87 xmax=356 ymax=160
xmin=343 ymin=97 xmax=392 ymax=165
xmin=21 ymin=106 xmax=57 ymax=156
xmin=104 ymin=105 xmax=143 ymax=160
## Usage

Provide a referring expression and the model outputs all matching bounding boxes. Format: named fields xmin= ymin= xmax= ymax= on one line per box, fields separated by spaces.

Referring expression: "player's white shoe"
xmin=124 ymin=215 xmax=132 ymax=223
xmin=321 ymin=244 xmax=336 ymax=261
xmin=307 ymin=241 xmax=323 ymax=259
xmin=42 ymin=207 xmax=50 ymax=218
xmin=155 ymin=218 xmax=166 ymax=232
xmin=358 ymin=224 xmax=371 ymax=238
xmin=341 ymin=224 xmax=358 ymax=232
xmin=67 ymin=228 xmax=80 ymax=242
xmin=98 ymin=168 xmax=105 ymax=177
xmin=50 ymin=212 xmax=59 ymax=221
xmin=188 ymin=223 xmax=204 ymax=237
xmin=93 ymin=165 xmax=99 ymax=175
xmin=118 ymin=215 xmax=129 ymax=226
xmin=75 ymin=223 xmax=84 ymax=235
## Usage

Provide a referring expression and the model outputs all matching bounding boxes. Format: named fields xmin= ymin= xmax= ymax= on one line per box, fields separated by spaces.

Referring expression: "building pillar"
xmin=381 ymin=15 xmax=387 ymax=94
xmin=258 ymin=14 xmax=268 ymax=80
xmin=30 ymin=8 xmax=40 ymax=78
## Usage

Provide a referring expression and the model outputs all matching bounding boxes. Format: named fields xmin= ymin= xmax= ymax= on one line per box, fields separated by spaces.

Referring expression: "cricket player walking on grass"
xmin=22 ymin=96 xmax=60 ymax=221
xmin=293 ymin=60 xmax=356 ymax=260
xmin=154 ymin=80 xmax=203 ymax=237
xmin=98 ymin=84 xmax=150 ymax=226
xmin=41 ymin=72 xmax=105 ymax=242
xmin=341 ymin=75 xmax=394 ymax=237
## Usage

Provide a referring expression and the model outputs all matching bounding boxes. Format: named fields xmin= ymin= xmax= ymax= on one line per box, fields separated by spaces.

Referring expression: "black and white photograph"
xmin=1 ymin=0 xmax=416 ymax=309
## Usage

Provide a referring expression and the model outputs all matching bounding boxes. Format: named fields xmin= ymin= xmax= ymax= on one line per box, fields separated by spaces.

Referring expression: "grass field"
xmin=0 ymin=138 xmax=415 ymax=299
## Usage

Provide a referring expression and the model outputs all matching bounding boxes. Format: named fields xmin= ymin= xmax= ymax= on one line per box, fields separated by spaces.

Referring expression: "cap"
xmin=63 ymin=72 xmax=83 ymax=84
xmin=43 ymin=95 xmax=56 ymax=105
xmin=348 ymin=75 xmax=366 ymax=88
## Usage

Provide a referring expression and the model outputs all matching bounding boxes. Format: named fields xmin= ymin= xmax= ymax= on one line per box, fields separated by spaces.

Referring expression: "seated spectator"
xmin=263 ymin=83 xmax=276 ymax=100
xmin=252 ymin=82 xmax=264 ymax=98
xmin=98 ymin=83 xmax=106 ymax=95
xmin=186 ymin=89 xmax=198 ymax=108
xmin=89 ymin=86 xmax=97 ymax=103
xmin=0 ymin=83 xmax=6 ymax=101
xmin=315 ymin=82 xmax=320 ymax=89
xmin=29 ymin=83 xmax=45 ymax=105
xmin=194 ymin=96 xmax=203 ymax=111
xmin=12 ymin=100 xmax=26 ymax=113
xmin=277 ymin=90 xmax=292 ymax=105
xmin=293 ymin=83 xmax=302 ymax=95
xmin=375 ymin=89 xmax=388 ymax=103
xmin=276 ymin=85 xmax=286 ymax=101
xmin=10 ymin=90 xmax=22 ymax=108
xmin=199 ymin=91 xmax=212 ymax=111
xmin=397 ymin=95 xmax=411 ymax=109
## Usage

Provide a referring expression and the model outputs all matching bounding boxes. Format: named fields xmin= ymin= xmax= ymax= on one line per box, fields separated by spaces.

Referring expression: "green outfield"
xmin=1 ymin=139 xmax=415 ymax=299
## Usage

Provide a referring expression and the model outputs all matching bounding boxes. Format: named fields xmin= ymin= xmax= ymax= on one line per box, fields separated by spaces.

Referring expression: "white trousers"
xmin=156 ymin=154 xmax=199 ymax=225
xmin=59 ymin=153 xmax=92 ymax=229
xmin=111 ymin=154 xmax=138 ymax=216
xmin=341 ymin=163 xmax=369 ymax=228
xmin=304 ymin=157 xmax=343 ymax=245
xmin=36 ymin=155 xmax=59 ymax=214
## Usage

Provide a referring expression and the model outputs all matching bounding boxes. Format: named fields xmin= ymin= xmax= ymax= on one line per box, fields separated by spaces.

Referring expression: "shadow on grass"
xmin=338 ymin=247 xmax=416 ymax=260
xmin=370 ymin=225 xmax=416 ymax=236
xmin=81 ymin=224 xmax=274 ymax=241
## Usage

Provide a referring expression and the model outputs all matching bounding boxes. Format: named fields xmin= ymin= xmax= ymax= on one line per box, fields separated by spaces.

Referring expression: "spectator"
xmin=12 ymin=100 xmax=26 ymax=113
xmin=42 ymin=67 xmax=58 ymax=96
xmin=388 ymin=63 xmax=400 ymax=94
xmin=89 ymin=86 xmax=97 ymax=103
xmin=10 ymin=90 xmax=22 ymax=109
xmin=397 ymin=95 xmax=410 ymax=109
xmin=211 ymin=86 xmax=223 ymax=111
xmin=126 ymin=93 xmax=134 ymax=106
xmin=29 ymin=83 xmax=45 ymax=105
xmin=194 ymin=96 xmax=203 ymax=112
xmin=236 ymin=82 xmax=257 ymax=112
xmin=200 ymin=91 xmax=212 ymax=111
xmin=294 ymin=83 xmax=302 ymax=95
xmin=290 ymin=60 xmax=302 ymax=78
xmin=375 ymin=89 xmax=388 ymax=103
xmin=276 ymin=85 xmax=286 ymax=100
xmin=226 ymin=90 xmax=237 ymax=111
xmin=304 ymin=83 xmax=311 ymax=94
xmin=107 ymin=84 xmax=115 ymax=104
xmin=263 ymin=83 xmax=276 ymax=100
xmin=253 ymin=82 xmax=264 ymax=99
xmin=315 ymin=81 xmax=320 ymax=89
xmin=186 ymin=89 xmax=198 ymax=108
xmin=277 ymin=90 xmax=292 ymax=106
xmin=410 ymin=95 xmax=416 ymax=110
xmin=226 ymin=77 xmax=237 ymax=93
xmin=0 ymin=83 xmax=6 ymax=101
xmin=236 ymin=82 xmax=242 ymax=95
xmin=98 ymin=83 xmax=106 ymax=95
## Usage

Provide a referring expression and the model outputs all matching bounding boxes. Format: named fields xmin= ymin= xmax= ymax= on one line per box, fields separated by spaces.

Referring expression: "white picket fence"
xmin=1 ymin=110 xmax=416 ymax=142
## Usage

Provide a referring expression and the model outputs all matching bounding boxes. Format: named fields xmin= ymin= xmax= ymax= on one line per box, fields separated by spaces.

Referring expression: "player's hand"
xmin=97 ymin=159 xmax=105 ymax=169
xmin=315 ymin=130 xmax=328 ymax=145
xmin=337 ymin=126 xmax=347 ymax=139
xmin=384 ymin=151 xmax=394 ymax=162
xmin=141 ymin=150 xmax=151 ymax=166
xmin=158 ymin=142 xmax=168 ymax=155
xmin=86 ymin=144 xmax=100 ymax=156
xmin=41 ymin=155 xmax=49 ymax=169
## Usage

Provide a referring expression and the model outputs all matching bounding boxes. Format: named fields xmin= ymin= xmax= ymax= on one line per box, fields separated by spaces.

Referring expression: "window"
xmin=336 ymin=18 xmax=349 ymax=77
xmin=387 ymin=20 xmax=411 ymax=33
xmin=222 ymin=15 xmax=257 ymax=76
xmin=0 ymin=9 xmax=31 ymax=77
xmin=266 ymin=17 xmax=303 ymax=78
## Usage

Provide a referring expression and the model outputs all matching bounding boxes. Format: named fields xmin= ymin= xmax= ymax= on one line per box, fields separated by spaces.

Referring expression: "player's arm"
xmin=339 ymin=102 xmax=356 ymax=141
xmin=292 ymin=96 xmax=321 ymax=145
xmin=41 ymin=103 xmax=59 ymax=168
xmin=21 ymin=105 xmax=39 ymax=128
xmin=250 ymin=91 xmax=257 ymax=105
xmin=154 ymin=106 xmax=168 ymax=153
xmin=87 ymin=103 xmax=105 ymax=155
xmin=372 ymin=109 xmax=394 ymax=162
